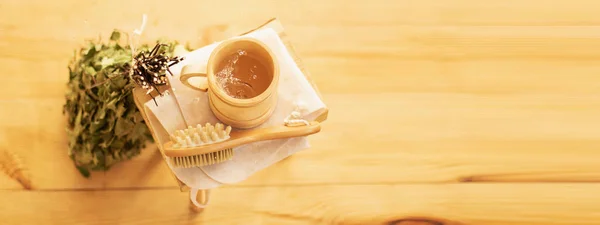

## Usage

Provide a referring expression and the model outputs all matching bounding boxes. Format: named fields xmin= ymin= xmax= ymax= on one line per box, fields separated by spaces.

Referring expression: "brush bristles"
xmin=169 ymin=148 xmax=234 ymax=168
xmin=170 ymin=122 xmax=232 ymax=149
xmin=168 ymin=122 xmax=233 ymax=168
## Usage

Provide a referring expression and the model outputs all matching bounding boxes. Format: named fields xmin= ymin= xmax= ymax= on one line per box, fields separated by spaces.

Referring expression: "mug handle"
xmin=180 ymin=63 xmax=209 ymax=92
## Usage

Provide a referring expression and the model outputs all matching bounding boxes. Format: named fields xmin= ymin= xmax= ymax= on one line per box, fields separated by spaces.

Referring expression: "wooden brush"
xmin=164 ymin=121 xmax=321 ymax=168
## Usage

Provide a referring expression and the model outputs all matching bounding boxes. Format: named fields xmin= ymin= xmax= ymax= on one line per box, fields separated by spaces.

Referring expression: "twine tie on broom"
xmin=127 ymin=14 xmax=184 ymax=105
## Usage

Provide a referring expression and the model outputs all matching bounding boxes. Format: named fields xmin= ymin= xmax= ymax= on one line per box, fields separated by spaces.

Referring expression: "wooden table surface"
xmin=1 ymin=0 xmax=600 ymax=224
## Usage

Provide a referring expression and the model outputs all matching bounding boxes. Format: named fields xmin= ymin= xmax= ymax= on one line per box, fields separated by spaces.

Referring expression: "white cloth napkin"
xmin=143 ymin=28 xmax=326 ymax=190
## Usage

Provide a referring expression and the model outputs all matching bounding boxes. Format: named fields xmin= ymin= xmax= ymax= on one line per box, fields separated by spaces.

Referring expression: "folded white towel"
xmin=143 ymin=27 xmax=326 ymax=190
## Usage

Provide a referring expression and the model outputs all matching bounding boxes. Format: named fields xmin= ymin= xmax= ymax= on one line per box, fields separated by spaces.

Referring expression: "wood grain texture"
xmin=1 ymin=184 xmax=599 ymax=225
xmin=1 ymin=0 xmax=599 ymax=224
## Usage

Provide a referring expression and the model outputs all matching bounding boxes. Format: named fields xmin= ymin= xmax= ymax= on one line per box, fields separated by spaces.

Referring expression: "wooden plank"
xmin=2 ymin=1 xmax=600 ymax=41
xmin=5 ymin=55 xmax=600 ymax=100
xmin=2 ymin=1 xmax=600 ymax=62
xmin=4 ymin=25 xmax=600 ymax=62
xmin=272 ymin=0 xmax=600 ymax=26
xmin=288 ymin=26 xmax=600 ymax=61
xmin=305 ymin=59 xmax=600 ymax=94
xmin=2 ymin=92 xmax=600 ymax=189
xmin=1 ymin=184 xmax=599 ymax=224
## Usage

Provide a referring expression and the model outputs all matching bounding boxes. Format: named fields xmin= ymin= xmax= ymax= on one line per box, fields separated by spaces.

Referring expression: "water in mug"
xmin=215 ymin=50 xmax=271 ymax=99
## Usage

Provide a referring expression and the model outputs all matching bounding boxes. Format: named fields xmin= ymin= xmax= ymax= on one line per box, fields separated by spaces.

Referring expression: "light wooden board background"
xmin=1 ymin=0 xmax=600 ymax=224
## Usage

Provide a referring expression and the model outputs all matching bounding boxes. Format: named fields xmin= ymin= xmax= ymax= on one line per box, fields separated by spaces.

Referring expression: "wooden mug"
xmin=180 ymin=37 xmax=279 ymax=129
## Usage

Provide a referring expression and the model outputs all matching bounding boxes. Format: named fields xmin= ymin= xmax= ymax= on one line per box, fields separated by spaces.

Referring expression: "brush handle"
xmin=164 ymin=121 xmax=321 ymax=157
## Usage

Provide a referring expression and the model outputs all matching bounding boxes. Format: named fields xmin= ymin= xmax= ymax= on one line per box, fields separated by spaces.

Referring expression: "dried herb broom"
xmin=63 ymin=30 xmax=183 ymax=177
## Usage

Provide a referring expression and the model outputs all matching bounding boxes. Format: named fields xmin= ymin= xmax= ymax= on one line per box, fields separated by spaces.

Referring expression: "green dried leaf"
xmin=96 ymin=70 xmax=106 ymax=83
xmin=89 ymin=120 xmax=106 ymax=133
xmin=100 ymin=111 xmax=116 ymax=134
xmin=115 ymin=117 xmax=134 ymax=136
xmin=111 ymin=76 xmax=127 ymax=90
xmin=92 ymin=151 xmax=102 ymax=167
xmin=95 ymin=107 xmax=106 ymax=120
xmin=111 ymin=139 xmax=125 ymax=149
xmin=105 ymin=97 xmax=118 ymax=111
xmin=75 ymin=148 xmax=93 ymax=165
xmin=131 ymin=122 xmax=150 ymax=141
xmin=109 ymin=30 xmax=121 ymax=41
xmin=99 ymin=133 xmax=115 ymax=148
xmin=81 ymin=72 xmax=94 ymax=88
xmin=84 ymin=47 xmax=96 ymax=60
xmin=100 ymin=57 xmax=115 ymax=69
xmin=85 ymin=63 xmax=96 ymax=71
xmin=115 ymin=103 xmax=126 ymax=118
xmin=76 ymin=166 xmax=91 ymax=178
xmin=113 ymin=54 xmax=131 ymax=65
xmin=73 ymin=108 xmax=83 ymax=135
xmin=84 ymin=99 xmax=96 ymax=113
xmin=98 ymin=85 xmax=111 ymax=100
